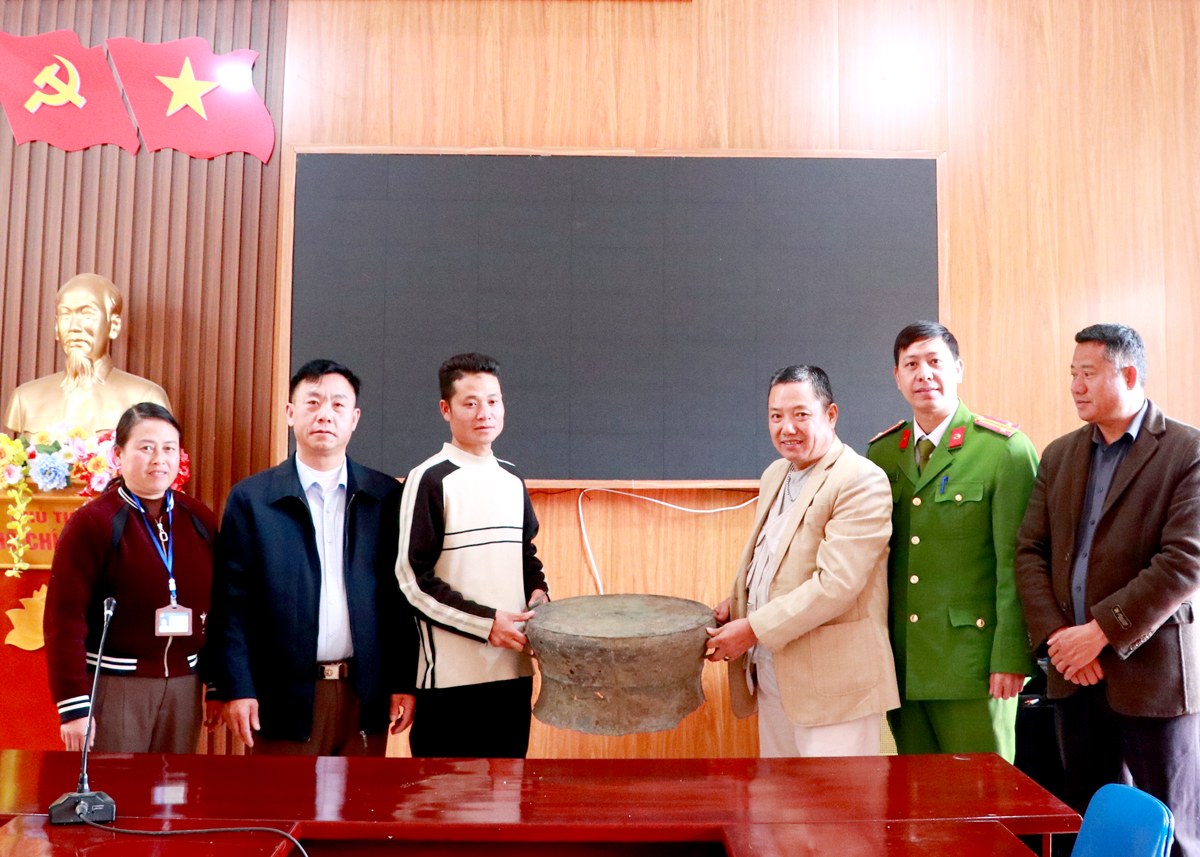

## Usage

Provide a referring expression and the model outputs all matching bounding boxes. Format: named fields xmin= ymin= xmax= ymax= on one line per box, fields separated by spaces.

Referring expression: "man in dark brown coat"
xmin=1016 ymin=323 xmax=1200 ymax=857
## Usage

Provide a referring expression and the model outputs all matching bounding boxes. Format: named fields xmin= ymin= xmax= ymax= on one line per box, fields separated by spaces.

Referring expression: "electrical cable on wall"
xmin=577 ymin=488 xmax=759 ymax=595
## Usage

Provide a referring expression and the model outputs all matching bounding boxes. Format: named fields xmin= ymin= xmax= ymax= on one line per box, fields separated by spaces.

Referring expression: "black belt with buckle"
xmin=318 ymin=660 xmax=350 ymax=680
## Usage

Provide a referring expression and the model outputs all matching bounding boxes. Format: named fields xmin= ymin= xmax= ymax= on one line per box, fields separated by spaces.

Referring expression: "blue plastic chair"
xmin=1070 ymin=783 xmax=1175 ymax=857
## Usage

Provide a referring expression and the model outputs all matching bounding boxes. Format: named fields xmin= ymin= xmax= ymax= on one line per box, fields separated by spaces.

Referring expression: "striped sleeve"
xmin=395 ymin=458 xmax=496 ymax=643
xmin=56 ymin=694 xmax=90 ymax=723
xmin=44 ymin=501 xmax=107 ymax=723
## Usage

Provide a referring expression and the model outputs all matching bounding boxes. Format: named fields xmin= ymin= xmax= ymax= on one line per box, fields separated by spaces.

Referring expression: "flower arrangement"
xmin=0 ymin=435 xmax=33 ymax=578
xmin=2 ymin=422 xmax=190 ymax=576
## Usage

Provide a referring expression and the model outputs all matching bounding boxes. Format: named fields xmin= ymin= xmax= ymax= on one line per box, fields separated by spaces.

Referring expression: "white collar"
xmin=295 ymin=456 xmax=347 ymax=492
xmin=913 ymin=403 xmax=958 ymax=450
xmin=442 ymin=441 xmax=496 ymax=466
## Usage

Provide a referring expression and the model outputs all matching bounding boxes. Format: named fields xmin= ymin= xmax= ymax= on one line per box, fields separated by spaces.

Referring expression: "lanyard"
xmin=133 ymin=491 xmax=176 ymax=606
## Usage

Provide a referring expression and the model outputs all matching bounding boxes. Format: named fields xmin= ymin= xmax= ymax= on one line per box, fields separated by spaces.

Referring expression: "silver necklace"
xmin=780 ymin=464 xmax=798 ymax=509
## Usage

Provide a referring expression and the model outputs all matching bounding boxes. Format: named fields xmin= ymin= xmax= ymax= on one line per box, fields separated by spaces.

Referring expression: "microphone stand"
xmin=49 ymin=597 xmax=119 ymax=824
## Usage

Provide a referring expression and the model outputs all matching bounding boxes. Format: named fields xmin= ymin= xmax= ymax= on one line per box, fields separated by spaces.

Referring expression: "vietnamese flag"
xmin=105 ymin=36 xmax=274 ymax=163
xmin=0 ymin=29 xmax=139 ymax=153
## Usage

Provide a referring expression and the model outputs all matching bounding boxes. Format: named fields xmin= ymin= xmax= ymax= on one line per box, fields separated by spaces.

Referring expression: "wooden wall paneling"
xmin=72 ymin=149 xmax=96 ymax=273
xmin=206 ymin=158 xmax=235 ymax=498
xmin=42 ymin=9 xmax=66 ymax=373
xmin=86 ymin=1 xmax=117 ymax=281
xmin=508 ymin=3 xmax=560 ymax=146
xmin=281 ymin=0 xmax=382 ymax=146
xmin=939 ymin=0 xmax=1145 ymax=450
xmin=693 ymin=0 xmax=726 ymax=148
xmin=386 ymin=2 xmax=433 ymax=147
xmin=940 ymin=0 xmax=1052 ymax=447
xmin=607 ymin=3 xmax=650 ymax=148
xmin=183 ymin=5 xmax=211 ymax=491
xmin=722 ymin=0 xmax=839 ymax=150
xmin=1047 ymin=2 xmax=1167 ymax=439
xmin=110 ymin=10 xmax=141 ymax=315
xmin=62 ymin=3 xmax=90 ymax=279
xmin=250 ymin=0 xmax=288 ymax=481
xmin=179 ymin=153 xmax=204 ymax=442
xmin=4 ymin=3 xmax=28 ymax=394
xmin=1053 ymin=4 xmax=1167 ymax=374
xmin=232 ymin=2 xmax=263 ymax=472
xmin=541 ymin=3 xmax=599 ymax=147
xmin=580 ymin=3 xmax=621 ymax=148
xmin=153 ymin=148 xmax=181 ymax=396
xmin=1154 ymin=3 xmax=1200 ymax=429
xmin=837 ymin=0 xmax=948 ymax=152
xmin=0 ymin=7 xmax=18 ymax=400
xmin=40 ymin=146 xmax=66 ymax=308
xmin=269 ymin=144 xmax=296 ymax=465
xmin=24 ymin=147 xmax=51 ymax=375
xmin=128 ymin=147 xmax=160 ymax=381
xmin=58 ymin=142 xmax=83 ymax=286
xmin=97 ymin=143 xmax=120 ymax=277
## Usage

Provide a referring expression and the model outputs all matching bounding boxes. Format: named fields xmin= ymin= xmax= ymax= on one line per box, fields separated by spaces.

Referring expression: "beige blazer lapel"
xmin=752 ymin=464 xmax=789 ymax=537
xmin=732 ymin=460 xmax=790 ymax=608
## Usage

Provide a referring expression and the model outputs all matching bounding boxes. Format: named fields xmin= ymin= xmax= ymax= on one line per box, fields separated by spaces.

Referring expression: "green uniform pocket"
xmin=948 ymin=601 xmax=997 ymax=630
xmin=931 ymin=481 xmax=986 ymax=538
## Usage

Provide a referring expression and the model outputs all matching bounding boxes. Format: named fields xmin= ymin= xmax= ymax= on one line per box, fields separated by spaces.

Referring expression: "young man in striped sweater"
xmin=396 ymin=353 xmax=549 ymax=758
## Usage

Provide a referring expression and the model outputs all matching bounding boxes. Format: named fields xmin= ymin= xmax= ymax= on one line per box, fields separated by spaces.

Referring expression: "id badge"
xmin=155 ymin=605 xmax=193 ymax=636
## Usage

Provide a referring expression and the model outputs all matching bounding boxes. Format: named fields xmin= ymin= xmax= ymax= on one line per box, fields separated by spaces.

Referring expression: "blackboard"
xmin=291 ymin=154 xmax=938 ymax=480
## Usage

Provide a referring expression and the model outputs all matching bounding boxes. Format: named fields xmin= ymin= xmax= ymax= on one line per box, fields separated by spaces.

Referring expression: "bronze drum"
xmin=527 ymin=594 xmax=717 ymax=736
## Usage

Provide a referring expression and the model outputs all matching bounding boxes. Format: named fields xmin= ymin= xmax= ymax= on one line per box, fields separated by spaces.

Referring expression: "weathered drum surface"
xmin=527 ymin=593 xmax=717 ymax=736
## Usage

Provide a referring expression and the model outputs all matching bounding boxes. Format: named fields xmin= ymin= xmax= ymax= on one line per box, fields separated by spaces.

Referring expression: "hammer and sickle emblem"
xmin=24 ymin=55 xmax=87 ymax=114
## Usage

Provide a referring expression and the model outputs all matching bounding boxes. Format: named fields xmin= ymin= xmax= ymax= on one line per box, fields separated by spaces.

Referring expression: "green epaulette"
xmin=868 ymin=420 xmax=907 ymax=444
xmin=974 ymin=414 xmax=1020 ymax=437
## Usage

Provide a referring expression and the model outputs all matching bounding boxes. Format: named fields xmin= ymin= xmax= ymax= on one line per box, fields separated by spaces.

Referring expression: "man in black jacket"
xmin=211 ymin=359 xmax=416 ymax=754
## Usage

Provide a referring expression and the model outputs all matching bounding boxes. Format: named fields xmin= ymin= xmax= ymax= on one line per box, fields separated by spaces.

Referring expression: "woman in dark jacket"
xmin=44 ymin=403 xmax=217 ymax=753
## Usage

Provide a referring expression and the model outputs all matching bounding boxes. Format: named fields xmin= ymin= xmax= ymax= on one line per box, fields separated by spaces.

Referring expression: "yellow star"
xmin=156 ymin=56 xmax=219 ymax=119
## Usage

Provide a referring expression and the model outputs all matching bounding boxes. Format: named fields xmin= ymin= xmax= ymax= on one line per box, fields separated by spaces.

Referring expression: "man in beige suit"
xmin=707 ymin=365 xmax=899 ymax=757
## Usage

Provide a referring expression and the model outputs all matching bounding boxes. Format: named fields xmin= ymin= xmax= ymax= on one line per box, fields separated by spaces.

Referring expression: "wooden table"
xmin=0 ymin=750 xmax=1078 ymax=855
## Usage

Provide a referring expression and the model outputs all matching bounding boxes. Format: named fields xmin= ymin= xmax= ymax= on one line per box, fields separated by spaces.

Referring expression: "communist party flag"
xmin=0 ymin=29 xmax=139 ymax=153
xmin=105 ymin=36 xmax=274 ymax=163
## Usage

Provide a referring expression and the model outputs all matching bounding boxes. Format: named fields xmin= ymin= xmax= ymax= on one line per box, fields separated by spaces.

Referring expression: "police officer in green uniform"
xmin=867 ymin=321 xmax=1037 ymax=761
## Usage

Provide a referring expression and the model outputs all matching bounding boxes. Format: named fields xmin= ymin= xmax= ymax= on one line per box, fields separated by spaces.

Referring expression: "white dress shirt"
xmin=295 ymin=456 xmax=354 ymax=662
xmin=912 ymin=401 xmax=958 ymax=465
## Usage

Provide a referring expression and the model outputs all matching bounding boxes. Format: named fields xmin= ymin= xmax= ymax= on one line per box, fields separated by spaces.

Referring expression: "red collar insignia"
xmin=899 ymin=429 xmax=911 ymax=450
xmin=948 ymin=427 xmax=966 ymax=449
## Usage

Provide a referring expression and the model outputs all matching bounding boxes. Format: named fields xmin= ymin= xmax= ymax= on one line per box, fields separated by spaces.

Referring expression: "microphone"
xmin=49 ymin=596 xmax=119 ymax=824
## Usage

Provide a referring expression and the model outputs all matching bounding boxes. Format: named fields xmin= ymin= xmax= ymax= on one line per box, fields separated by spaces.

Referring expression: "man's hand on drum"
xmin=705 ymin=615 xmax=757 ymax=663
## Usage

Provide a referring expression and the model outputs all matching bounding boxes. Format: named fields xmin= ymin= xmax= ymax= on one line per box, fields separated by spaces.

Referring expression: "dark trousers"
xmin=253 ymin=679 xmax=388 ymax=757
xmin=409 ymin=677 xmax=533 ymax=758
xmin=1056 ymin=684 xmax=1200 ymax=857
